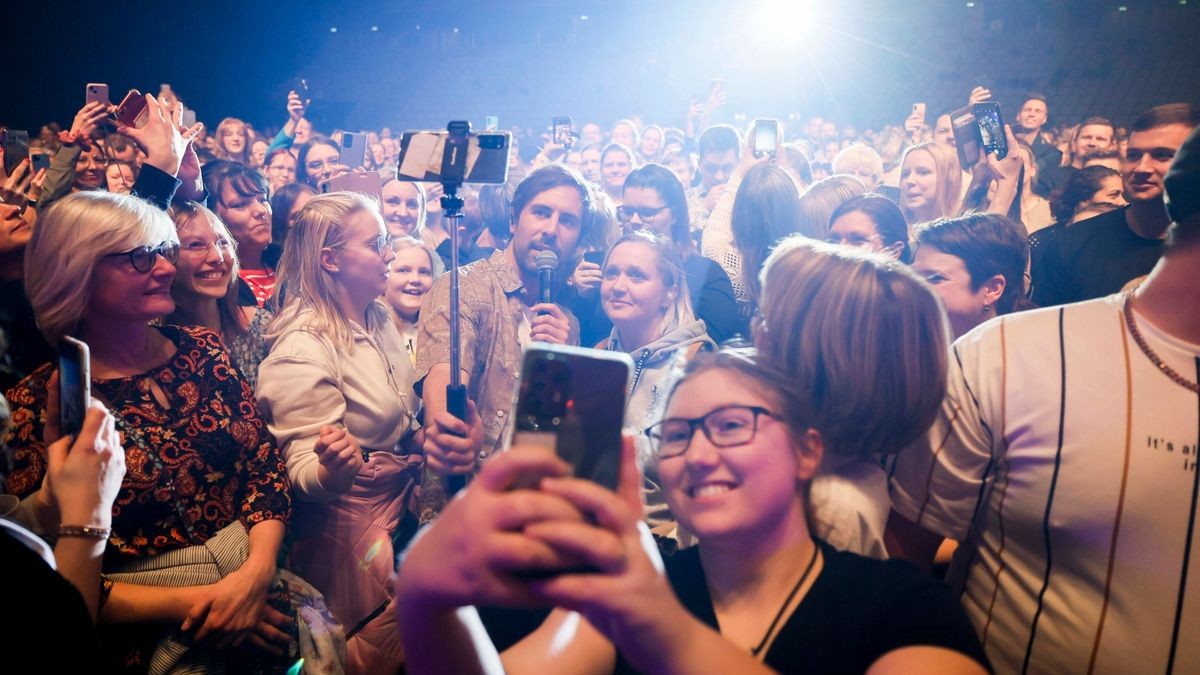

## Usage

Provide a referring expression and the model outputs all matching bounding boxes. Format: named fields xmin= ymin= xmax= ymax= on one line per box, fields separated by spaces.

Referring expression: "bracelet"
xmin=57 ymin=524 xmax=112 ymax=540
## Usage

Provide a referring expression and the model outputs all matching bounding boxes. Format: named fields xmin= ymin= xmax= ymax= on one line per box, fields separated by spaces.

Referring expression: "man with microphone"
xmin=415 ymin=164 xmax=602 ymax=493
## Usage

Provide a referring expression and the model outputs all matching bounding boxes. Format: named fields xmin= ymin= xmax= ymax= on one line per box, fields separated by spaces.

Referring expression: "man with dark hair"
xmin=686 ymin=124 xmax=742 ymax=234
xmin=1031 ymin=103 xmax=1200 ymax=306
xmin=887 ymin=122 xmax=1200 ymax=674
xmin=416 ymin=164 xmax=600 ymax=485
xmin=1014 ymin=94 xmax=1064 ymax=196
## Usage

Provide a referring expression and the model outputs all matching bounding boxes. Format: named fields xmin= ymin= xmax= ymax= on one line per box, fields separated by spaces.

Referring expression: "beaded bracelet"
xmin=57 ymin=524 xmax=112 ymax=540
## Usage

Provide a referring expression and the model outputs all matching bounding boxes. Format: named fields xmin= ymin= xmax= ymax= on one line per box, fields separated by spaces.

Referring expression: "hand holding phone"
xmin=552 ymin=117 xmax=575 ymax=149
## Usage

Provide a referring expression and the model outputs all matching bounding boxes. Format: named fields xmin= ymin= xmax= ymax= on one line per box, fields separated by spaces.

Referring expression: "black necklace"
xmin=749 ymin=544 xmax=821 ymax=658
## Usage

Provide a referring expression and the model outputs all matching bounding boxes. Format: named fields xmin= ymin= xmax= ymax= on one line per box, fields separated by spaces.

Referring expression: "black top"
xmin=1029 ymin=205 xmax=1163 ymax=307
xmin=684 ymin=255 xmax=744 ymax=345
xmin=614 ymin=540 xmax=989 ymax=675
xmin=0 ymin=278 xmax=54 ymax=393
xmin=0 ymin=522 xmax=101 ymax=672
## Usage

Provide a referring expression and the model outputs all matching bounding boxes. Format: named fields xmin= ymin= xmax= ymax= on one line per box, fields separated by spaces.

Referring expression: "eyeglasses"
xmin=180 ymin=239 xmax=234 ymax=257
xmin=333 ymin=233 xmax=393 ymax=256
xmin=103 ymin=242 xmax=180 ymax=273
xmin=644 ymin=405 xmax=780 ymax=459
xmin=617 ymin=204 xmax=670 ymax=221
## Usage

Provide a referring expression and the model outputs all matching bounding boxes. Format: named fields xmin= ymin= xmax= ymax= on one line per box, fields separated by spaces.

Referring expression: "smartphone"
xmin=319 ymin=170 xmax=383 ymax=202
xmin=583 ymin=250 xmax=606 ymax=267
xmin=340 ymin=131 xmax=368 ymax=170
xmin=753 ymin=118 xmax=778 ymax=159
xmin=484 ymin=115 xmax=499 ymax=131
xmin=31 ymin=153 xmax=52 ymax=174
xmin=511 ymin=344 xmax=633 ymax=491
xmin=950 ymin=104 xmax=981 ymax=170
xmin=113 ymin=89 xmax=150 ymax=129
xmin=396 ymin=129 xmax=512 ymax=185
xmin=2 ymin=129 xmax=30 ymax=175
xmin=912 ymin=102 xmax=927 ymax=124
xmin=552 ymin=116 xmax=574 ymax=148
xmin=973 ymin=102 xmax=1008 ymax=159
xmin=181 ymin=107 xmax=197 ymax=127
xmin=58 ymin=337 xmax=92 ymax=438
xmin=85 ymin=83 xmax=111 ymax=106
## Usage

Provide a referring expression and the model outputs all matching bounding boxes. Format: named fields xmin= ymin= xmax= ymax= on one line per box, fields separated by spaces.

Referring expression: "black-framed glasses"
xmin=617 ymin=204 xmax=670 ymax=221
xmin=644 ymin=405 xmax=780 ymax=459
xmin=103 ymin=242 xmax=180 ymax=273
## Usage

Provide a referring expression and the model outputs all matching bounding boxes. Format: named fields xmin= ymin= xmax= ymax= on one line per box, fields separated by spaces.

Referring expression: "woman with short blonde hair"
xmin=757 ymin=236 xmax=949 ymax=556
xmin=257 ymin=191 xmax=419 ymax=673
xmin=8 ymin=191 xmax=296 ymax=669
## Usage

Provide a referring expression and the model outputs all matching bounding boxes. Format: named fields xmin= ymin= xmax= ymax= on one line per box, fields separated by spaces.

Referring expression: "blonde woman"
xmin=256 ymin=192 xmax=419 ymax=674
xmin=4 ymin=192 xmax=295 ymax=670
xmin=899 ymin=142 xmax=962 ymax=224
xmin=597 ymin=231 xmax=713 ymax=527
xmin=167 ymin=201 xmax=273 ymax=387
xmin=756 ymin=237 xmax=950 ymax=557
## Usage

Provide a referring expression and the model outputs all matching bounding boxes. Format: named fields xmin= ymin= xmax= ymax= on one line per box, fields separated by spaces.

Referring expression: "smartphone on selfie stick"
xmin=395 ymin=121 xmax=511 ymax=498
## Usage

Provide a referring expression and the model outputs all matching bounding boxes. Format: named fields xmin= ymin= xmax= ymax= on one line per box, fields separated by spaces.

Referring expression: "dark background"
xmin=4 ymin=0 xmax=1198 ymax=137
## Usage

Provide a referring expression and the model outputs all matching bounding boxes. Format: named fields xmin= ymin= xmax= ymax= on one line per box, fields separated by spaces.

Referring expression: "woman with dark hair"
xmin=263 ymin=148 xmax=298 ymax=194
xmin=731 ymin=164 xmax=805 ymax=305
xmin=264 ymin=182 xmax=315 ymax=273
xmin=296 ymin=137 xmax=347 ymax=189
xmin=202 ymin=160 xmax=277 ymax=307
xmin=1049 ymin=164 xmax=1126 ymax=226
xmin=912 ymin=213 xmax=1030 ymax=338
xmin=619 ymin=164 xmax=742 ymax=343
xmin=826 ymin=194 xmax=912 ymax=263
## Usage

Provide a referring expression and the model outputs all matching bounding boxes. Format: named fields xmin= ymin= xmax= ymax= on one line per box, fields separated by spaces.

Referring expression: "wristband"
xmin=57 ymin=524 xmax=112 ymax=540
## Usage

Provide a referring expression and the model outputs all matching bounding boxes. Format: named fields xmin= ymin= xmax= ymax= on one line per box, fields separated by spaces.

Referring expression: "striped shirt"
xmin=890 ymin=293 xmax=1200 ymax=674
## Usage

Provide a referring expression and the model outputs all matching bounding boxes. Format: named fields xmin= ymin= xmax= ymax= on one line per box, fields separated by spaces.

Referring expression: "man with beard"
xmin=1031 ymin=103 xmax=1200 ymax=306
xmin=416 ymin=164 xmax=601 ymax=479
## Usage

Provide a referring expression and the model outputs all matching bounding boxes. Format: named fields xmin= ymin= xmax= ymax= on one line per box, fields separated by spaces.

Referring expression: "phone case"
xmin=511 ymin=344 xmax=633 ymax=490
xmin=950 ymin=105 xmax=981 ymax=169
xmin=340 ymin=132 xmax=368 ymax=170
xmin=58 ymin=337 xmax=92 ymax=437
xmin=85 ymin=83 xmax=111 ymax=106
xmin=114 ymin=91 xmax=150 ymax=129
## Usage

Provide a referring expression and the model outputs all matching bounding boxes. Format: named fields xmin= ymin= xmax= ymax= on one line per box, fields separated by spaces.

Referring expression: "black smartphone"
xmin=512 ymin=344 xmax=632 ymax=491
xmin=2 ymin=129 xmax=29 ymax=175
xmin=31 ymin=153 xmax=52 ymax=174
xmin=950 ymin=105 xmax=981 ymax=170
xmin=552 ymin=116 xmax=575 ymax=148
xmin=973 ymin=102 xmax=1008 ymax=159
xmin=753 ymin=118 xmax=778 ymax=159
xmin=58 ymin=337 xmax=91 ymax=437
xmin=583 ymin=250 xmax=606 ymax=267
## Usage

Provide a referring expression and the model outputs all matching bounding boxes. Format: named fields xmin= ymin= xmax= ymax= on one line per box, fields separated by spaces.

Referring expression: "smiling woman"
xmin=5 ymin=191 xmax=297 ymax=671
xmin=167 ymin=201 xmax=272 ymax=388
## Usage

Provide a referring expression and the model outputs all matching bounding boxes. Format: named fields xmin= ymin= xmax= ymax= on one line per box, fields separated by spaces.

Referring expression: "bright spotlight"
xmin=755 ymin=0 xmax=823 ymax=41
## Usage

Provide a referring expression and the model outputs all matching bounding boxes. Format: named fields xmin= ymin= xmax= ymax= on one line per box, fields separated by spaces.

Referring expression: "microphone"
xmin=535 ymin=250 xmax=559 ymax=307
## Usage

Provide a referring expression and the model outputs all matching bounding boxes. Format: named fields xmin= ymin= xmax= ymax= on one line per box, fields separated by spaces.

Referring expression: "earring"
xmin=982 ymin=303 xmax=991 ymax=314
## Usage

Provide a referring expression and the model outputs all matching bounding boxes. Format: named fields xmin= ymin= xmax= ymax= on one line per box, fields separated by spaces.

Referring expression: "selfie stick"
xmin=442 ymin=121 xmax=471 ymax=496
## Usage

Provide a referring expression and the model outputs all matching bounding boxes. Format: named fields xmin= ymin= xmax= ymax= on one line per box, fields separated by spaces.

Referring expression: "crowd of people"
xmin=1 ymin=75 xmax=1198 ymax=675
